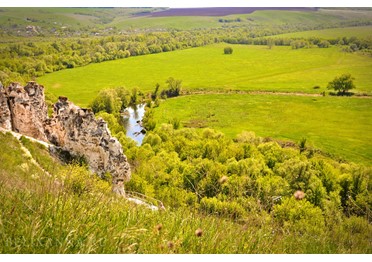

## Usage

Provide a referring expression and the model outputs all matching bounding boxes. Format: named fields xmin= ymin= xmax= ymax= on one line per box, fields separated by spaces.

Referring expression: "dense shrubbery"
xmin=116 ymin=123 xmax=372 ymax=227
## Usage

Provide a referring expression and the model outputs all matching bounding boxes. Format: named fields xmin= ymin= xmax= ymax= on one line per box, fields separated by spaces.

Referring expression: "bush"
xmin=224 ymin=46 xmax=233 ymax=54
xmin=199 ymin=197 xmax=246 ymax=219
xmin=273 ymin=197 xmax=325 ymax=234
xmin=318 ymin=40 xmax=330 ymax=48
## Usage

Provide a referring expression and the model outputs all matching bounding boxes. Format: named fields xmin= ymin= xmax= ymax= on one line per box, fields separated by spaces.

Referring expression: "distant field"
xmin=271 ymin=26 xmax=372 ymax=40
xmin=146 ymin=7 xmax=317 ymax=17
xmin=39 ymin=44 xmax=372 ymax=107
xmin=153 ymin=94 xmax=372 ymax=164
xmin=2 ymin=7 xmax=371 ymax=33
xmin=111 ymin=8 xmax=372 ymax=30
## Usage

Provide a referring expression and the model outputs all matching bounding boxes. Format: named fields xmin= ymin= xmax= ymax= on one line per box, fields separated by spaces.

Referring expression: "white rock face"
xmin=0 ymin=82 xmax=131 ymax=194
xmin=1 ymin=82 xmax=48 ymax=141
xmin=44 ymin=96 xmax=131 ymax=190
xmin=0 ymin=84 xmax=12 ymax=130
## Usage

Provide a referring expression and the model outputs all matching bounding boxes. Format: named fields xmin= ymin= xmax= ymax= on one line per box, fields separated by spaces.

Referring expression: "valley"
xmin=0 ymin=6 xmax=371 ymax=254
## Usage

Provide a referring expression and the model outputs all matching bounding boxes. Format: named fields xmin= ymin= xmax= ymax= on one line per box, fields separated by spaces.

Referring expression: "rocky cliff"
xmin=0 ymin=81 xmax=131 ymax=195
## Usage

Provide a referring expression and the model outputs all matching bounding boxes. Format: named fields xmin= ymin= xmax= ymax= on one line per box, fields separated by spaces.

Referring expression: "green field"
xmin=271 ymin=25 xmax=372 ymax=40
xmin=153 ymin=94 xmax=372 ymax=164
xmin=101 ymin=8 xmax=372 ymax=31
xmin=40 ymin=44 xmax=372 ymax=107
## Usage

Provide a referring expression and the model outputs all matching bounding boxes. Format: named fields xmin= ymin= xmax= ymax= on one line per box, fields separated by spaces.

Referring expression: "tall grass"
xmin=0 ymin=132 xmax=371 ymax=253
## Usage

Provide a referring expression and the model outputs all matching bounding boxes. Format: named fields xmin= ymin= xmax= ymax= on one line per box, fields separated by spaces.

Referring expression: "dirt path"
xmin=181 ymin=90 xmax=372 ymax=98
xmin=0 ymin=127 xmax=52 ymax=177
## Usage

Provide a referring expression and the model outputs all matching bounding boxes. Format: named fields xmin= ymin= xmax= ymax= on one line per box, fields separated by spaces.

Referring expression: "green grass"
xmin=153 ymin=94 xmax=372 ymax=164
xmin=110 ymin=8 xmax=372 ymax=30
xmin=111 ymin=15 xmax=221 ymax=30
xmin=271 ymin=25 xmax=372 ymax=40
xmin=39 ymin=44 xmax=372 ymax=107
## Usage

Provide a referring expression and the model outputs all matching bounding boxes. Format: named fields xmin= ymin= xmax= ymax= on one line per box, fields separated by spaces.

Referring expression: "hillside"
xmin=1 ymin=7 xmax=372 ymax=35
xmin=1 ymin=124 xmax=371 ymax=253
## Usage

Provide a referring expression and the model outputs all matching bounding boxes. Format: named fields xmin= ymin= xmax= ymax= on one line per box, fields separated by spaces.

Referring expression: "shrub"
xmin=224 ymin=46 xmax=233 ymax=54
xmin=199 ymin=197 xmax=246 ymax=219
xmin=273 ymin=197 xmax=325 ymax=234
xmin=318 ymin=40 xmax=330 ymax=48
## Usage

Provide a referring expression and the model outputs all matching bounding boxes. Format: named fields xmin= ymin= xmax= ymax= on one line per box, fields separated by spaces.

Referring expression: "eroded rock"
xmin=0 ymin=84 xmax=12 ymax=130
xmin=6 ymin=82 xmax=48 ymax=141
xmin=44 ymin=96 xmax=131 ymax=190
xmin=0 ymin=82 xmax=131 ymax=195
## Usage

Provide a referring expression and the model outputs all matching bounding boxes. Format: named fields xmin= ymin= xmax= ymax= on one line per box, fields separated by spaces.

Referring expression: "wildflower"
xmin=294 ymin=190 xmax=305 ymax=200
xmin=167 ymin=241 xmax=174 ymax=249
xmin=219 ymin=175 xmax=228 ymax=184
xmin=155 ymin=223 xmax=163 ymax=231
xmin=195 ymin=228 xmax=203 ymax=237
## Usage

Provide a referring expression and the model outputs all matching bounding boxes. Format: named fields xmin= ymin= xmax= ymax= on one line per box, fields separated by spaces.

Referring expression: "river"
xmin=122 ymin=103 xmax=146 ymax=145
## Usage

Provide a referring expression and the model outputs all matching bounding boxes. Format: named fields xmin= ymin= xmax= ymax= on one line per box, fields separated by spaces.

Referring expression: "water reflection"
xmin=122 ymin=103 xmax=146 ymax=145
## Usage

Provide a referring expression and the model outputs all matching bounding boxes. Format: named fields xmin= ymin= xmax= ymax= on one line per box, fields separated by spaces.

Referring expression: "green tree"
xmin=318 ymin=40 xmax=330 ymax=48
xmin=327 ymin=73 xmax=356 ymax=95
xmin=151 ymin=83 xmax=160 ymax=101
xmin=267 ymin=38 xmax=275 ymax=49
xmin=162 ymin=77 xmax=182 ymax=98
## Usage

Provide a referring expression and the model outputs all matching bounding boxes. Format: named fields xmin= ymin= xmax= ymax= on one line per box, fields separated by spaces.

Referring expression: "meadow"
xmin=40 ymin=43 xmax=372 ymax=107
xmin=152 ymin=94 xmax=372 ymax=164
xmin=110 ymin=8 xmax=372 ymax=30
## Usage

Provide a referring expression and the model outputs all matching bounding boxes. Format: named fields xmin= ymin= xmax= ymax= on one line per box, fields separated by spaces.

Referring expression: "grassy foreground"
xmin=1 ymin=131 xmax=371 ymax=254
xmin=39 ymin=44 xmax=372 ymax=107
xmin=152 ymin=94 xmax=372 ymax=164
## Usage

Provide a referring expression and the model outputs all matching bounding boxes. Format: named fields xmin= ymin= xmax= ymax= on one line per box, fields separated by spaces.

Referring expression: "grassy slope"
xmin=0 ymin=7 xmax=158 ymax=31
xmin=1 ymin=7 xmax=372 ymax=32
xmin=153 ymin=94 xmax=372 ymax=164
xmin=4 ymin=132 xmax=370 ymax=253
xmin=112 ymin=15 xmax=221 ymax=30
xmin=39 ymin=44 xmax=372 ymax=107
xmin=270 ymin=25 xmax=372 ymax=40
xmin=0 ymin=132 xmax=254 ymax=254
xmin=110 ymin=8 xmax=372 ymax=30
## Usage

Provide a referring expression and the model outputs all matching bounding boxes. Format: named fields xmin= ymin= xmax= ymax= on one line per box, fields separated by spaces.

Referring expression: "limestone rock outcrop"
xmin=0 ymin=83 xmax=12 ymax=130
xmin=44 ymin=96 xmax=131 ymax=193
xmin=1 ymin=82 xmax=48 ymax=141
xmin=0 ymin=82 xmax=131 ymax=195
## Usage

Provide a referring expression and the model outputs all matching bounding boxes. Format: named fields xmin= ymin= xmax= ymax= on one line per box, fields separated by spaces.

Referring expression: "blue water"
xmin=122 ymin=103 xmax=146 ymax=145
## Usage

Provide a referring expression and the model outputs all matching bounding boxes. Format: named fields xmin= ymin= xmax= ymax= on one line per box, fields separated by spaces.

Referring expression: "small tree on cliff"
xmin=327 ymin=73 xmax=356 ymax=95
